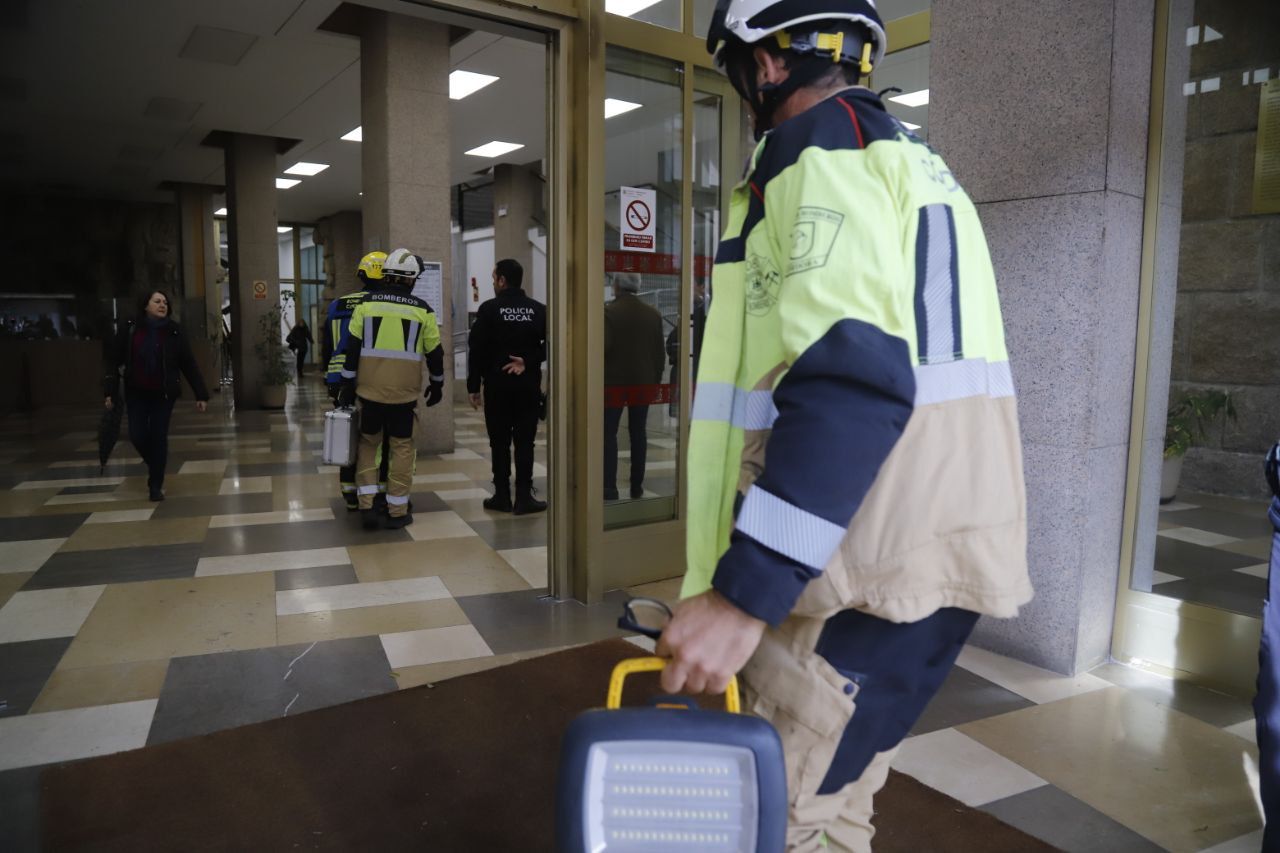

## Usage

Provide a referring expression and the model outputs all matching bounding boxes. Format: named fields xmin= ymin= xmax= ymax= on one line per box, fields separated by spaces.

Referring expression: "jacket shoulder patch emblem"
xmin=787 ymin=206 xmax=844 ymax=276
xmin=745 ymin=253 xmax=781 ymax=316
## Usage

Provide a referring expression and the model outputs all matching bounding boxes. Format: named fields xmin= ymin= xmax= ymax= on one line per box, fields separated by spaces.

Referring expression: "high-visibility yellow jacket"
xmin=341 ymin=288 xmax=444 ymax=405
xmin=682 ymin=87 xmax=1032 ymax=626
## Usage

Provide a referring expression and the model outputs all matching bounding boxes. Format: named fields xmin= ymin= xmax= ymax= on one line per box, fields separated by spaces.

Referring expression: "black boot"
xmin=383 ymin=512 xmax=413 ymax=530
xmin=361 ymin=509 xmax=381 ymax=530
xmin=513 ymin=487 xmax=547 ymax=516
xmin=484 ymin=484 xmax=512 ymax=513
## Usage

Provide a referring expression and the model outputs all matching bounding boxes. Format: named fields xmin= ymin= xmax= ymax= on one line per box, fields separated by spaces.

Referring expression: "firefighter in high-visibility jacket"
xmin=656 ymin=2 xmax=1033 ymax=850
xmin=323 ymin=251 xmax=385 ymax=510
xmin=337 ymin=249 xmax=446 ymax=530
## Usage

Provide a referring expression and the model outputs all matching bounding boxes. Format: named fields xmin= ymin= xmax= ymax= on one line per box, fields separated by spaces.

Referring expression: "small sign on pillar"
xmin=252 ymin=280 xmax=268 ymax=300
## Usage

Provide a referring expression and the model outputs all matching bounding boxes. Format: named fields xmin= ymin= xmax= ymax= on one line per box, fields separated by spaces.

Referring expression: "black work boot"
xmin=484 ymin=484 xmax=513 ymax=513
xmin=383 ymin=513 xmax=413 ymax=530
xmin=513 ymin=488 xmax=547 ymax=516
xmin=361 ymin=509 xmax=381 ymax=530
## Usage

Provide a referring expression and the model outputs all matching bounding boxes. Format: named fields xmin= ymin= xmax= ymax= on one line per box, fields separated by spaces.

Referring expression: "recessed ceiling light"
xmin=214 ymin=207 xmax=227 ymax=216
xmin=341 ymin=126 xmax=362 ymax=142
xmin=276 ymin=178 xmax=300 ymax=189
xmin=606 ymin=0 xmax=662 ymax=16
xmin=888 ymin=89 xmax=929 ymax=108
xmin=605 ymin=98 xmax=642 ymax=118
xmin=277 ymin=226 xmax=292 ymax=233
xmin=450 ymin=70 xmax=499 ymax=100
xmin=901 ymin=121 xmax=921 ymax=130
xmin=284 ymin=161 xmax=329 ymax=176
xmin=465 ymin=141 xmax=524 ymax=158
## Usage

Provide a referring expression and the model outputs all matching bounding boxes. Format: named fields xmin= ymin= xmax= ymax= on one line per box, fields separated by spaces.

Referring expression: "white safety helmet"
xmin=706 ymin=0 xmax=887 ymax=71
xmin=382 ymin=248 xmax=422 ymax=283
xmin=707 ymin=0 xmax=887 ymax=136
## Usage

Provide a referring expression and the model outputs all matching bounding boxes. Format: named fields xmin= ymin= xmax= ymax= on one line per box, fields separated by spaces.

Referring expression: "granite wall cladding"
xmin=933 ymin=0 xmax=1154 ymax=673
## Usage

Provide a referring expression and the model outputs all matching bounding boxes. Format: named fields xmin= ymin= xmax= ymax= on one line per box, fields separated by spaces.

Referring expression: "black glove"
xmin=336 ymin=381 xmax=356 ymax=408
xmin=425 ymin=380 xmax=444 ymax=408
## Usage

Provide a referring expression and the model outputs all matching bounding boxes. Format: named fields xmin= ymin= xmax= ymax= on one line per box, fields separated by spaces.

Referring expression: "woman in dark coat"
xmin=103 ymin=290 xmax=209 ymax=501
xmin=286 ymin=319 xmax=313 ymax=378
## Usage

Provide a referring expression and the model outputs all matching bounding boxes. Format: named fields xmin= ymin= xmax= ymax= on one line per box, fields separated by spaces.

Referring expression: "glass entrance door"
xmin=594 ymin=49 xmax=738 ymax=591
xmin=1113 ymin=0 xmax=1279 ymax=695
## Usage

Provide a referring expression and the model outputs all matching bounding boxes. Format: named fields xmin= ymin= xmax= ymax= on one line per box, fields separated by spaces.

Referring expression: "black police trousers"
xmin=483 ymin=379 xmax=539 ymax=493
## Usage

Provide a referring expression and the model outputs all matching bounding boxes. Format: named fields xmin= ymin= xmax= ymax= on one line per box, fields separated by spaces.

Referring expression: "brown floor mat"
xmin=41 ymin=638 xmax=1055 ymax=851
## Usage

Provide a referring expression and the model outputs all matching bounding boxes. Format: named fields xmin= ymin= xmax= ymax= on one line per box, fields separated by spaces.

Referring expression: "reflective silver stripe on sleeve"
xmin=913 ymin=358 xmax=1015 ymax=406
xmin=360 ymin=347 xmax=422 ymax=362
xmin=921 ymin=203 xmax=957 ymax=363
xmin=692 ymin=382 xmax=776 ymax=430
xmin=340 ymin=370 xmax=356 ymax=379
xmin=734 ymin=485 xmax=846 ymax=572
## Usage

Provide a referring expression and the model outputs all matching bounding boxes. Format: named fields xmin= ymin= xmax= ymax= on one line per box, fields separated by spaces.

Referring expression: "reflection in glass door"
xmin=601 ymin=47 xmax=685 ymax=531
xmin=1114 ymin=0 xmax=1279 ymax=694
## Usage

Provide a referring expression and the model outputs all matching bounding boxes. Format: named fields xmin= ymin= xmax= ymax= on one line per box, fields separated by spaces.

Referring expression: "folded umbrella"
xmin=98 ymin=390 xmax=124 ymax=475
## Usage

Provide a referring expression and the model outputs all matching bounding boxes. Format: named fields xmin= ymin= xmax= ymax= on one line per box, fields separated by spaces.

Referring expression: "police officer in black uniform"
xmin=467 ymin=259 xmax=547 ymax=515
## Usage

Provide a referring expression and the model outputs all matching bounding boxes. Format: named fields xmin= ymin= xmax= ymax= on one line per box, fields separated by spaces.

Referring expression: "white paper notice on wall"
xmin=619 ymin=186 xmax=657 ymax=253
xmin=413 ymin=261 xmax=444 ymax=314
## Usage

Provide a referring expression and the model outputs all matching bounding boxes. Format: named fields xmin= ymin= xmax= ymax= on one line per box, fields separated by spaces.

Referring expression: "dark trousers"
xmin=295 ymin=347 xmax=307 ymax=376
xmin=814 ymin=606 xmax=980 ymax=793
xmin=126 ymin=393 xmax=176 ymax=490
xmin=604 ymin=404 xmax=649 ymax=495
xmin=484 ymin=381 xmax=539 ymax=492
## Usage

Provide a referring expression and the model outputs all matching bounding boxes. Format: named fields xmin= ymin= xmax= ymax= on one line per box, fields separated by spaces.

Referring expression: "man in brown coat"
xmin=604 ymin=272 xmax=667 ymax=500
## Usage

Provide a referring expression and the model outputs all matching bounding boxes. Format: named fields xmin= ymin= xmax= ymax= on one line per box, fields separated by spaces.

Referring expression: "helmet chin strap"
xmin=733 ymin=56 xmax=836 ymax=140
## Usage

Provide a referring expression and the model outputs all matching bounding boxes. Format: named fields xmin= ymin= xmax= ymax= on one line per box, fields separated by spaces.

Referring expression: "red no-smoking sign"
xmin=619 ymin=186 xmax=656 ymax=253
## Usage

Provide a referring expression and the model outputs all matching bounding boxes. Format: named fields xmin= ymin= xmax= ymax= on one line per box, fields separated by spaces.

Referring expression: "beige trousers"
xmin=741 ymin=616 xmax=900 ymax=852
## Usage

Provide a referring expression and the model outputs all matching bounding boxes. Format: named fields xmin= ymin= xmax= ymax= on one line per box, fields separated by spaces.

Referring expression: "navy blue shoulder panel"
xmin=738 ymin=89 xmax=906 ymax=243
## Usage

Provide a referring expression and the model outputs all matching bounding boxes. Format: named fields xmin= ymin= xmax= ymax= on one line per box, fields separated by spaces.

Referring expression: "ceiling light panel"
xmin=341 ymin=127 xmax=362 ymax=142
xmin=179 ymin=25 xmax=258 ymax=67
xmin=284 ymin=162 xmax=329 ymax=176
xmin=450 ymin=70 xmax=499 ymax=100
xmin=277 ymin=226 xmax=292 ymax=233
xmin=465 ymin=141 xmax=525 ymax=158
xmin=605 ymin=0 xmax=663 ymax=16
xmin=276 ymin=178 xmax=300 ymax=189
xmin=604 ymin=98 xmax=642 ymax=119
xmin=888 ymin=89 xmax=929 ymax=108
xmin=215 ymin=208 xmax=227 ymax=216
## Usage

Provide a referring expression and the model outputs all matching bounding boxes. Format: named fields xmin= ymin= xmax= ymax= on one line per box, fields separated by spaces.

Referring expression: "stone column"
xmin=492 ymin=163 xmax=541 ymax=282
xmin=175 ymin=183 xmax=221 ymax=392
xmin=315 ymin=210 xmax=364 ymax=302
xmin=361 ymin=10 xmax=454 ymax=453
xmin=220 ymin=133 xmax=282 ymax=410
xmin=931 ymin=0 xmax=1155 ymax=674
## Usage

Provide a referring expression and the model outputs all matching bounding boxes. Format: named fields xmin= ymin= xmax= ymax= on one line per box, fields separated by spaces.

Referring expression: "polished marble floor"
xmin=1152 ymin=491 xmax=1274 ymax=616
xmin=0 ymin=377 xmax=1265 ymax=851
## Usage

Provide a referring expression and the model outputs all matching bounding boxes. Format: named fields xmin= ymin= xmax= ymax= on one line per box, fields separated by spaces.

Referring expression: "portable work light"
xmin=556 ymin=657 xmax=787 ymax=852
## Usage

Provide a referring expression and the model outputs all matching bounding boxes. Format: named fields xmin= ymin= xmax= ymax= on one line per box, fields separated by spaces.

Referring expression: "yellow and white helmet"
xmin=706 ymin=0 xmax=886 ymax=72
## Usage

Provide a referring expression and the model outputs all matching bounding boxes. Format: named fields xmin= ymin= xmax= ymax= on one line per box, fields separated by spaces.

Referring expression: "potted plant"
xmin=254 ymin=303 xmax=294 ymax=409
xmin=1161 ymin=389 xmax=1236 ymax=503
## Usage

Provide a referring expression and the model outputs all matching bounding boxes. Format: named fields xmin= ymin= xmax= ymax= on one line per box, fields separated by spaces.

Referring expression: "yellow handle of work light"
xmin=606 ymin=657 xmax=741 ymax=714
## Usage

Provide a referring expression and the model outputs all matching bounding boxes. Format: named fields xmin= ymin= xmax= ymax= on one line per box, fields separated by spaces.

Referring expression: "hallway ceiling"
xmin=0 ymin=0 xmax=546 ymax=223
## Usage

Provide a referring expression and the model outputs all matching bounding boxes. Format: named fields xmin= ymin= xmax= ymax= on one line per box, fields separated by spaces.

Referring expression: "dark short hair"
xmin=136 ymin=289 xmax=173 ymax=322
xmin=495 ymin=258 xmax=524 ymax=290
